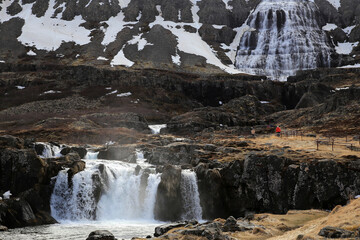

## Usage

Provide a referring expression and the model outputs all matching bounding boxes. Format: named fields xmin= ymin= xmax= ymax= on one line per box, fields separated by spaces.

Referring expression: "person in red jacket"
xmin=276 ymin=126 xmax=281 ymax=137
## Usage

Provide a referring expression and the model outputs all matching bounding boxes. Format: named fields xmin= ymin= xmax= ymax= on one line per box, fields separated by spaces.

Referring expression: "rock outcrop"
xmin=197 ymin=153 xmax=360 ymax=219
xmin=0 ymin=135 xmax=86 ymax=228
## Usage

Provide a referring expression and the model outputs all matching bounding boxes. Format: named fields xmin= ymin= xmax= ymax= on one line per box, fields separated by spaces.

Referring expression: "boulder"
xmin=86 ymin=230 xmax=117 ymax=240
xmin=147 ymin=143 xmax=197 ymax=165
xmin=318 ymin=226 xmax=355 ymax=238
xmin=154 ymin=221 xmax=189 ymax=237
xmin=222 ymin=216 xmax=240 ymax=232
xmin=0 ymin=135 xmax=24 ymax=149
xmin=98 ymin=145 xmax=136 ymax=163
xmin=154 ymin=165 xmax=182 ymax=221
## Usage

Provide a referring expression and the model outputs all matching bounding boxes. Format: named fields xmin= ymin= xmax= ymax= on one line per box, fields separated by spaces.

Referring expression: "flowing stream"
xmin=235 ymin=0 xmax=333 ymax=80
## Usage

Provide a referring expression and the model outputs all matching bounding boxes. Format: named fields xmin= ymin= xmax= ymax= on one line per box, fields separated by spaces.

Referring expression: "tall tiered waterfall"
xmin=235 ymin=0 xmax=333 ymax=80
xmin=49 ymin=148 xmax=203 ymax=222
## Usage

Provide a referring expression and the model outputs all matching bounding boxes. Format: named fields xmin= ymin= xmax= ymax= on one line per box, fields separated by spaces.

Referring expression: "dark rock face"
xmin=7 ymin=0 xmax=22 ymax=16
xmin=197 ymin=154 xmax=360 ymax=219
xmin=318 ymin=226 xmax=356 ymax=238
xmin=98 ymin=145 xmax=136 ymax=163
xmin=0 ymin=135 xmax=87 ymax=229
xmin=147 ymin=143 xmax=197 ymax=165
xmin=154 ymin=165 xmax=182 ymax=221
xmin=83 ymin=112 xmax=149 ymax=132
xmin=60 ymin=146 xmax=87 ymax=159
xmin=86 ymin=230 xmax=117 ymax=240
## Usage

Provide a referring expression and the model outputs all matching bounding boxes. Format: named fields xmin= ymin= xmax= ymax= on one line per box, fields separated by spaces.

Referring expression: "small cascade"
xmin=51 ymin=168 xmax=97 ymax=221
xmin=39 ymin=142 xmax=62 ymax=158
xmin=148 ymin=124 xmax=167 ymax=134
xmin=180 ymin=170 xmax=202 ymax=220
xmin=84 ymin=151 xmax=99 ymax=160
xmin=235 ymin=0 xmax=333 ymax=80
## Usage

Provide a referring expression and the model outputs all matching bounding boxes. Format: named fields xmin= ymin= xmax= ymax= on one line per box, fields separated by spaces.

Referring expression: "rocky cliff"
xmin=0 ymin=135 xmax=85 ymax=228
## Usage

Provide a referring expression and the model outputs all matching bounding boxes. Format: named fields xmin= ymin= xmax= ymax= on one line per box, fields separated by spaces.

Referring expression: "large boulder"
xmin=86 ymin=230 xmax=117 ymax=240
xmin=147 ymin=143 xmax=197 ymax=165
xmin=98 ymin=145 xmax=136 ymax=162
xmin=0 ymin=148 xmax=46 ymax=196
xmin=318 ymin=226 xmax=355 ymax=238
xmin=0 ymin=135 xmax=24 ymax=149
xmin=154 ymin=165 xmax=182 ymax=221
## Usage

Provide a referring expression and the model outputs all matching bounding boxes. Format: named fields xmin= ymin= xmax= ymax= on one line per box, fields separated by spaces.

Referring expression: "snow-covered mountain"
xmin=0 ymin=0 xmax=359 ymax=79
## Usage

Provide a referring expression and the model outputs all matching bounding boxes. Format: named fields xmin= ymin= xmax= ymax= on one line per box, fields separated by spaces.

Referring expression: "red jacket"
xmin=276 ymin=127 xmax=281 ymax=133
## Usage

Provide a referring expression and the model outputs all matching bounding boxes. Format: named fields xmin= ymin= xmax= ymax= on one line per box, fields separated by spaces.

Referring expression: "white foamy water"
xmin=235 ymin=0 xmax=333 ymax=80
xmin=38 ymin=143 xmax=63 ymax=158
xmin=51 ymin=159 xmax=161 ymax=222
xmin=0 ymin=221 xmax=159 ymax=240
xmin=180 ymin=170 xmax=203 ymax=220
xmin=148 ymin=124 xmax=167 ymax=134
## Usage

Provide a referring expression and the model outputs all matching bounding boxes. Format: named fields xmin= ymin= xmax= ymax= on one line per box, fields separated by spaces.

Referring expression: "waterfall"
xmin=180 ymin=170 xmax=202 ymax=220
xmin=50 ymin=150 xmax=204 ymax=222
xmin=235 ymin=0 xmax=333 ymax=80
xmin=50 ymin=159 xmax=161 ymax=222
xmin=39 ymin=143 xmax=62 ymax=158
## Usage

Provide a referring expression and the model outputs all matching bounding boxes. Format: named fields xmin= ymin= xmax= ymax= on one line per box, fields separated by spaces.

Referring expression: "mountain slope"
xmin=0 ymin=0 xmax=359 ymax=77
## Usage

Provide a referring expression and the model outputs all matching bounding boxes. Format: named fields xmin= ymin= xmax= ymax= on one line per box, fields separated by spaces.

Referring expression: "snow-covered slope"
xmin=0 ymin=0 xmax=359 ymax=78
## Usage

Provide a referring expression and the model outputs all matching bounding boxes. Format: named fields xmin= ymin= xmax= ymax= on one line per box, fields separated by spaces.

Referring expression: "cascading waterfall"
xmin=235 ymin=0 xmax=333 ymax=80
xmin=39 ymin=142 xmax=62 ymax=158
xmin=50 ymin=150 xmax=203 ymax=222
xmin=180 ymin=170 xmax=203 ymax=220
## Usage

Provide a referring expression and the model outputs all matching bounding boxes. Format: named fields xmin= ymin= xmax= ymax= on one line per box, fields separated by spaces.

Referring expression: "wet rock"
xmin=222 ymin=216 xmax=240 ymax=232
xmin=154 ymin=221 xmax=189 ymax=237
xmin=86 ymin=230 xmax=117 ymax=240
xmin=154 ymin=165 xmax=182 ymax=221
xmin=318 ymin=226 xmax=355 ymax=238
xmin=0 ymin=148 xmax=46 ymax=195
xmin=60 ymin=147 xmax=87 ymax=159
xmin=98 ymin=145 xmax=136 ymax=163
xmin=147 ymin=143 xmax=197 ymax=165
xmin=0 ymin=225 xmax=8 ymax=231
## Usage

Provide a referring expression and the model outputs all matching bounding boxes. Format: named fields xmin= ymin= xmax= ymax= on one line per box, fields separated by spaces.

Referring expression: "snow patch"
xmin=343 ymin=25 xmax=356 ymax=36
xmin=338 ymin=63 xmax=360 ymax=68
xmin=0 ymin=0 xmax=92 ymax=51
xmin=326 ymin=0 xmax=341 ymax=9
xmin=106 ymin=90 xmax=118 ymax=95
xmin=128 ymin=34 xmax=153 ymax=51
xmin=222 ymin=24 xmax=254 ymax=63
xmin=41 ymin=90 xmax=61 ymax=95
xmin=3 ymin=191 xmax=11 ymax=199
xmin=322 ymin=23 xmax=337 ymax=31
xmin=335 ymin=42 xmax=359 ymax=55
xmin=172 ymin=50 xmax=181 ymax=66
xmin=222 ymin=0 xmax=233 ymax=10
xmin=111 ymin=48 xmax=134 ymax=67
xmin=117 ymin=92 xmax=132 ymax=97
xmin=27 ymin=50 xmax=37 ymax=56
xmin=97 ymin=56 xmax=108 ymax=61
